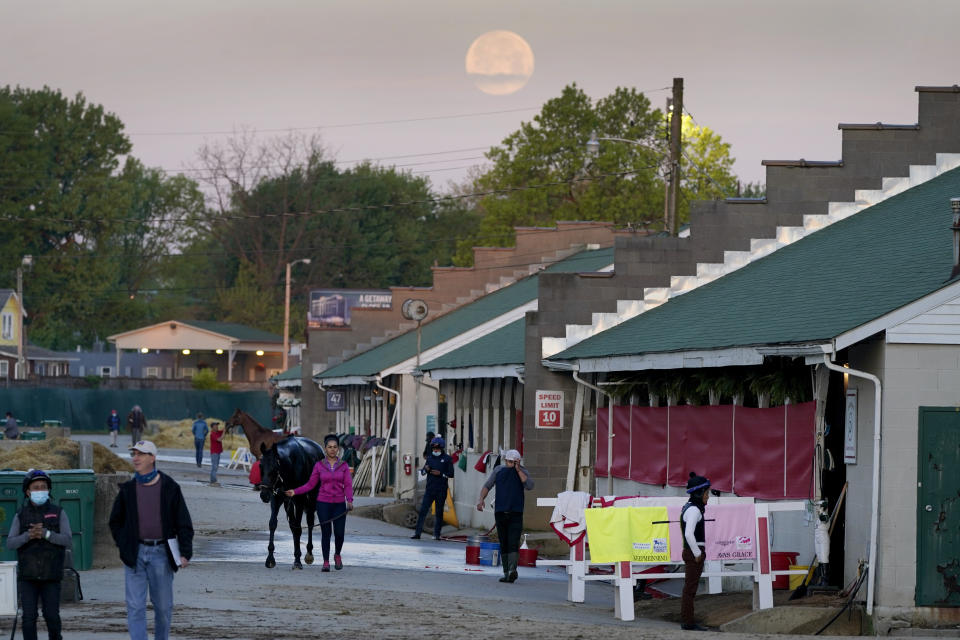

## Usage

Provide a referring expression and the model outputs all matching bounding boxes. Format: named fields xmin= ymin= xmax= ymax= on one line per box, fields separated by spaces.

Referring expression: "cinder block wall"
xmin=874 ymin=343 xmax=960 ymax=615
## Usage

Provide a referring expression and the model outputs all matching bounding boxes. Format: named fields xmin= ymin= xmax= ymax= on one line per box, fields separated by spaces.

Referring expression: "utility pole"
xmin=667 ymin=77 xmax=684 ymax=237
xmin=16 ymin=265 xmax=24 ymax=380
xmin=283 ymin=258 xmax=311 ymax=372
xmin=283 ymin=262 xmax=292 ymax=372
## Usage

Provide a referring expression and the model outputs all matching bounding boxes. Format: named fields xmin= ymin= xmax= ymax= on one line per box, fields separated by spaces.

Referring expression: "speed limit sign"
xmin=535 ymin=390 xmax=564 ymax=429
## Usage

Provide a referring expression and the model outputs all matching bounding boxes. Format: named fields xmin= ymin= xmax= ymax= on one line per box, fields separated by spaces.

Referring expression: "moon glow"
xmin=465 ymin=30 xmax=535 ymax=96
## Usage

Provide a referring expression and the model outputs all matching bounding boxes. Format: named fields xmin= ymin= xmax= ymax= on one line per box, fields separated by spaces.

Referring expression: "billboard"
xmin=308 ymin=289 xmax=392 ymax=328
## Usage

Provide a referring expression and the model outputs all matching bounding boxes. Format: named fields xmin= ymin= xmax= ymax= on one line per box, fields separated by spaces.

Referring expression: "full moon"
xmin=465 ymin=30 xmax=535 ymax=96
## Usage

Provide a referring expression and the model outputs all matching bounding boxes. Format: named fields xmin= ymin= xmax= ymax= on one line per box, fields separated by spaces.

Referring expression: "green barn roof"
xmin=551 ymin=167 xmax=960 ymax=363
xmin=318 ymin=247 xmax=613 ymax=381
xmin=421 ymin=318 xmax=525 ymax=371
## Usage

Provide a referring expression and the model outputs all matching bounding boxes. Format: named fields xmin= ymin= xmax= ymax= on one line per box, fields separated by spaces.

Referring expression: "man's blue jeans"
xmin=210 ymin=452 xmax=221 ymax=482
xmin=124 ymin=543 xmax=174 ymax=640
xmin=194 ymin=439 xmax=204 ymax=466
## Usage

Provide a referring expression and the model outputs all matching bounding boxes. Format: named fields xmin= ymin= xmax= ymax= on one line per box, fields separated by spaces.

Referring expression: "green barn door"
xmin=917 ymin=407 xmax=960 ymax=606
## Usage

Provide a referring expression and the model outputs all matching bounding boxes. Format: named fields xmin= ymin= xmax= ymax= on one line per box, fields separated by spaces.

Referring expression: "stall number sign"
xmin=536 ymin=390 xmax=563 ymax=429
xmin=326 ymin=390 xmax=346 ymax=412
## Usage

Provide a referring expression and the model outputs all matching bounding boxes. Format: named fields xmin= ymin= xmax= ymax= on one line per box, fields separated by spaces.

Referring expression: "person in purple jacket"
xmin=285 ymin=434 xmax=354 ymax=571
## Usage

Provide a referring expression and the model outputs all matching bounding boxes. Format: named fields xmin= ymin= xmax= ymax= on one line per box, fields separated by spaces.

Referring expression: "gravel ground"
xmin=0 ymin=437 xmax=884 ymax=639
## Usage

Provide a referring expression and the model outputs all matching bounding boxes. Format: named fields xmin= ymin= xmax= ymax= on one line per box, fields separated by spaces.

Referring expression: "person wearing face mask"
xmin=107 ymin=408 xmax=121 ymax=448
xmin=6 ymin=469 xmax=73 ymax=640
xmin=410 ymin=436 xmax=454 ymax=541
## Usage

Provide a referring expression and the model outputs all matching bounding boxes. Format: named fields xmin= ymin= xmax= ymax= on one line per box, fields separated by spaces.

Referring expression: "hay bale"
xmin=0 ymin=437 xmax=133 ymax=474
xmin=150 ymin=419 xmax=247 ymax=451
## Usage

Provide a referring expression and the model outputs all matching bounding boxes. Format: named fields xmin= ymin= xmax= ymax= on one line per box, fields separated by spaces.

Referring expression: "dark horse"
xmin=225 ymin=409 xmax=322 ymax=569
xmin=257 ymin=437 xmax=324 ymax=569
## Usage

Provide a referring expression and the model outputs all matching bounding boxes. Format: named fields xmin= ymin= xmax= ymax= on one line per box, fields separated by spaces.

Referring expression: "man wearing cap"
xmin=476 ymin=449 xmax=534 ymax=583
xmin=680 ymin=471 xmax=711 ymax=631
xmin=109 ymin=441 xmax=194 ymax=640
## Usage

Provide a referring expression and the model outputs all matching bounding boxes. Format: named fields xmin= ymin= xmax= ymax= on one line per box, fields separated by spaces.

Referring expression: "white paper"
xmin=167 ymin=538 xmax=182 ymax=564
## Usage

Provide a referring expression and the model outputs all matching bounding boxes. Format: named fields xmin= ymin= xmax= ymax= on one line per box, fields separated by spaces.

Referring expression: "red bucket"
xmin=466 ymin=545 xmax=481 ymax=565
xmin=518 ymin=548 xmax=538 ymax=567
xmin=771 ymin=551 xmax=799 ymax=590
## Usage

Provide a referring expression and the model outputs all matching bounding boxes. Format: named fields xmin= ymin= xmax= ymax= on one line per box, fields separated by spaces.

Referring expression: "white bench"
xmin=537 ymin=496 xmax=806 ymax=621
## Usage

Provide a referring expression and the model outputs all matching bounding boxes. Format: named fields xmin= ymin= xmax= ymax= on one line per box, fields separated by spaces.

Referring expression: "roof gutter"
xmin=822 ymin=350 xmax=880 ymax=616
xmin=572 ymin=368 xmax=614 ymax=496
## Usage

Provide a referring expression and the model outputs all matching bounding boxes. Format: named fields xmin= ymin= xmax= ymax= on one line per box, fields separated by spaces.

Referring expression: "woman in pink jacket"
xmin=285 ymin=434 xmax=354 ymax=571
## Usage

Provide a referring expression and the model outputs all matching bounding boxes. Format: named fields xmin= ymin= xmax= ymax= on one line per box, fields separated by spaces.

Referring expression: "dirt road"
xmin=14 ymin=449 xmax=864 ymax=639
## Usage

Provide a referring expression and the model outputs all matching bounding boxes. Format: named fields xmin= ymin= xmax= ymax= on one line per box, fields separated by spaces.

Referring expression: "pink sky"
xmin=3 ymin=0 xmax=957 ymax=191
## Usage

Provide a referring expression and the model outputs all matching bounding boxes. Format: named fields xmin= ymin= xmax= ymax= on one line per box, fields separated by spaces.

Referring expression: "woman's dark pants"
xmin=681 ymin=547 xmax=705 ymax=626
xmin=316 ymin=501 xmax=347 ymax=561
xmin=19 ymin=578 xmax=62 ymax=640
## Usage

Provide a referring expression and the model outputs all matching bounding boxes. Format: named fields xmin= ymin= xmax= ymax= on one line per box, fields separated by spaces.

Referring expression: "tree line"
xmin=0 ymin=84 xmax=759 ymax=351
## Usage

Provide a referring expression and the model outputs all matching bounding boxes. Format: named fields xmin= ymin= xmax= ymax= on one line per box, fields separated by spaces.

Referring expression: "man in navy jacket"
xmin=109 ymin=440 xmax=193 ymax=640
xmin=411 ymin=436 xmax=455 ymax=540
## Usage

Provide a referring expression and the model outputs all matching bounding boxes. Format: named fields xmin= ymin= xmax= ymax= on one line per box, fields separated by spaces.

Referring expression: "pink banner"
xmin=629 ymin=406 xmax=667 ymax=485
xmin=596 ymin=406 xmax=632 ymax=479
xmin=667 ymin=405 xmax=733 ymax=492
xmin=734 ymin=406 xmax=787 ymax=499
xmin=594 ymin=402 xmax=815 ymax=499
xmin=786 ymin=402 xmax=815 ymax=498
xmin=705 ymin=503 xmax=756 ymax=561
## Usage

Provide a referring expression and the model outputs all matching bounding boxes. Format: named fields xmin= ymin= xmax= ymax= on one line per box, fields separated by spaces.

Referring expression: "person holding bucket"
xmin=476 ymin=449 xmax=534 ymax=583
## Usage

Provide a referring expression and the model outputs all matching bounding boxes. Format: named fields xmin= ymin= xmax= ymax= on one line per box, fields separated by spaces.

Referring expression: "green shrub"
xmin=83 ymin=374 xmax=102 ymax=389
xmin=191 ymin=369 xmax=230 ymax=391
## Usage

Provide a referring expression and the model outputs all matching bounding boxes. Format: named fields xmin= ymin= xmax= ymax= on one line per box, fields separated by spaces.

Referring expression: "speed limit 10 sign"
xmin=535 ymin=390 xmax=564 ymax=429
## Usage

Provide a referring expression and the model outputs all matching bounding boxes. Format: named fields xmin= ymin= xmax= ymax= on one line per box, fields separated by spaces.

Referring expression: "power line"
xmin=12 ymin=245 xmax=620 ymax=299
xmin=0 ymin=107 xmax=541 ymax=138
xmin=0 ymin=167 xmax=657 ymax=227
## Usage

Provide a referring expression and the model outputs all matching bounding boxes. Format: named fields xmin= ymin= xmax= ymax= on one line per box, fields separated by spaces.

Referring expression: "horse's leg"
xmin=304 ymin=496 xmax=316 ymax=565
xmin=287 ymin=499 xmax=303 ymax=570
xmin=265 ymin=497 xmax=280 ymax=569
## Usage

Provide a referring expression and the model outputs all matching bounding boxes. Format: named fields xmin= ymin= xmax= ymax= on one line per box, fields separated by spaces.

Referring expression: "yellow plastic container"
xmin=789 ymin=565 xmax=809 ymax=590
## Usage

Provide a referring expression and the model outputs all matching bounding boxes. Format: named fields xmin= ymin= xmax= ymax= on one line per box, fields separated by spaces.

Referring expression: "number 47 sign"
xmin=535 ymin=390 xmax=564 ymax=429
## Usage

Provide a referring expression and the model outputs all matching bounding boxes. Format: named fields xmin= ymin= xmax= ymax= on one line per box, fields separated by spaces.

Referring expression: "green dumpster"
xmin=41 ymin=420 xmax=62 ymax=428
xmin=20 ymin=431 xmax=46 ymax=441
xmin=0 ymin=470 xmax=96 ymax=570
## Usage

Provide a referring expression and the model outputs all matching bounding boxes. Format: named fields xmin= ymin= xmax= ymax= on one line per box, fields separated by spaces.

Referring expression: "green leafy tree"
xmin=456 ymin=84 xmax=742 ymax=262
xmin=0 ymin=86 xmax=204 ymax=348
xmin=186 ymin=133 xmax=477 ymax=338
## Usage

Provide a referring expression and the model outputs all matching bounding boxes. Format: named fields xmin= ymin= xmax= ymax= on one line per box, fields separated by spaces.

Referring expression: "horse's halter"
xmin=262 ymin=458 xmax=287 ymax=498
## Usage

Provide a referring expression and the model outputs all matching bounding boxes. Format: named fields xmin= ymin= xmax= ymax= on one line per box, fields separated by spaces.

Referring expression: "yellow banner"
xmin=584 ymin=507 xmax=670 ymax=563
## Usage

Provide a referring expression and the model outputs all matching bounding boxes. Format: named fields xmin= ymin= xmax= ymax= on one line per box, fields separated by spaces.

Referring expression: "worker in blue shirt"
xmin=476 ymin=449 xmax=534 ymax=583
xmin=411 ymin=437 xmax=455 ymax=540
xmin=191 ymin=413 xmax=208 ymax=468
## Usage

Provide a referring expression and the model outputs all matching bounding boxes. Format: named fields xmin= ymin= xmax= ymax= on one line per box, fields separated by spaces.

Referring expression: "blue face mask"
xmin=29 ymin=490 xmax=49 ymax=506
xmin=432 ymin=450 xmax=442 ymax=457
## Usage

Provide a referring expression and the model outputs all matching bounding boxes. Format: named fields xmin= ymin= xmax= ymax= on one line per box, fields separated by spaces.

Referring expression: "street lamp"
xmin=16 ymin=255 xmax=32 ymax=380
xmin=586 ymin=131 xmax=679 ymax=236
xmin=283 ymin=258 xmax=311 ymax=372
